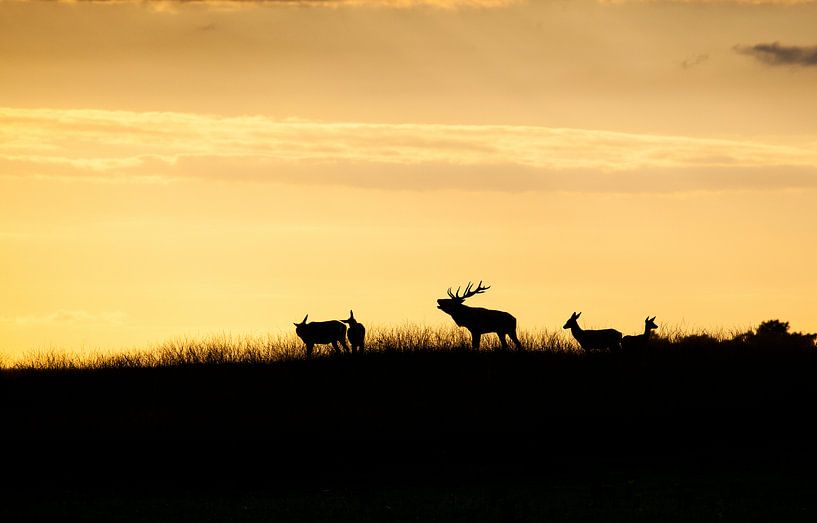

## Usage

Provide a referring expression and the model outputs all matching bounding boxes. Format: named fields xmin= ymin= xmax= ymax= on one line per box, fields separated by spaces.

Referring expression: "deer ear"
xmin=303 ymin=314 xmax=308 ymax=324
xmin=349 ymin=310 xmax=354 ymax=318
xmin=575 ymin=312 xmax=581 ymax=319
xmin=651 ymin=316 xmax=657 ymax=322
xmin=293 ymin=323 xmax=299 ymax=327
xmin=645 ymin=316 xmax=650 ymax=322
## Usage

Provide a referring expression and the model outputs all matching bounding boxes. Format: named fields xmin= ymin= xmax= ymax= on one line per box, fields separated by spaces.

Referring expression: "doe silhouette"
xmin=437 ymin=281 xmax=522 ymax=351
xmin=622 ymin=316 xmax=658 ymax=351
xmin=563 ymin=311 xmax=622 ymax=352
xmin=342 ymin=310 xmax=366 ymax=353
xmin=294 ymin=314 xmax=349 ymax=359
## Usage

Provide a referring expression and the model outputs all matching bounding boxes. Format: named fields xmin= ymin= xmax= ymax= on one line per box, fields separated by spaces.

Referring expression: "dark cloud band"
xmin=736 ymin=42 xmax=817 ymax=67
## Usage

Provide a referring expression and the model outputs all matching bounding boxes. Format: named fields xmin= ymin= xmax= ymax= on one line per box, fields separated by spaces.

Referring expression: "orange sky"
xmin=1 ymin=0 xmax=816 ymax=356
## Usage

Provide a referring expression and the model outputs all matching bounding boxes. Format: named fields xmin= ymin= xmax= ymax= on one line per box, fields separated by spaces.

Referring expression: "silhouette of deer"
xmin=437 ymin=281 xmax=522 ymax=351
xmin=293 ymin=314 xmax=349 ymax=359
xmin=622 ymin=316 xmax=658 ymax=351
xmin=341 ymin=310 xmax=366 ymax=353
xmin=563 ymin=312 xmax=622 ymax=352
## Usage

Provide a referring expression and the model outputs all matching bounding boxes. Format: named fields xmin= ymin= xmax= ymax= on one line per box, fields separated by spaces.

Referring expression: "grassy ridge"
xmin=1 ymin=319 xmax=815 ymax=447
xmin=5 ymin=325 xmax=575 ymax=370
xmin=1 ymin=321 xmax=775 ymax=371
xmin=2 ymin=321 xmax=816 ymax=438
xmin=2 ymin=321 xmax=817 ymax=521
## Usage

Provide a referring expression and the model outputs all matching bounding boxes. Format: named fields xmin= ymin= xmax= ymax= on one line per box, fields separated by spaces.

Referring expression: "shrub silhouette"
xmin=733 ymin=319 xmax=816 ymax=351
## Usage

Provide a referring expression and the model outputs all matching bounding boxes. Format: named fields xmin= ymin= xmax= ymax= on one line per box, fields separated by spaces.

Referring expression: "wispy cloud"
xmin=602 ymin=0 xmax=817 ymax=4
xmin=0 ymin=310 xmax=128 ymax=326
xmin=736 ymin=42 xmax=817 ymax=67
xmin=35 ymin=0 xmax=817 ymax=5
xmin=39 ymin=0 xmax=521 ymax=9
xmin=680 ymin=53 xmax=709 ymax=70
xmin=2 ymin=107 xmax=817 ymax=192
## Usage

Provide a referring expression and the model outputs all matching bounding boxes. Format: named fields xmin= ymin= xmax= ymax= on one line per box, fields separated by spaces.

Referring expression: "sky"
xmin=1 ymin=0 xmax=816 ymax=356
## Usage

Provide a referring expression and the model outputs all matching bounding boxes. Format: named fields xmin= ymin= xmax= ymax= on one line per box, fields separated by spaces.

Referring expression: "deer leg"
xmin=510 ymin=331 xmax=523 ymax=351
xmin=339 ymin=338 xmax=350 ymax=354
xmin=331 ymin=341 xmax=341 ymax=355
xmin=498 ymin=332 xmax=508 ymax=350
xmin=306 ymin=344 xmax=313 ymax=360
xmin=470 ymin=331 xmax=481 ymax=351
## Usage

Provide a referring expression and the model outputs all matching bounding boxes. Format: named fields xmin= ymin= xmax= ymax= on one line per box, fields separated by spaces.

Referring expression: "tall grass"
xmin=6 ymin=325 xmax=575 ymax=371
xmin=4 ymin=321 xmax=813 ymax=371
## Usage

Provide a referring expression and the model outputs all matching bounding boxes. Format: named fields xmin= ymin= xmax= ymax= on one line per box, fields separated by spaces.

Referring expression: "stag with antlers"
xmin=436 ymin=281 xmax=522 ymax=351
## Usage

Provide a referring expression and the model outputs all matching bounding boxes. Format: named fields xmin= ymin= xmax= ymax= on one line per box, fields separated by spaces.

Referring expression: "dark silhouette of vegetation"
xmin=733 ymin=319 xmax=817 ymax=351
xmin=3 ymin=319 xmax=817 ymax=521
xmin=563 ymin=311 xmax=623 ymax=351
xmin=3 ymin=319 xmax=815 ymax=434
xmin=436 ymin=281 xmax=522 ymax=350
xmin=341 ymin=310 xmax=366 ymax=353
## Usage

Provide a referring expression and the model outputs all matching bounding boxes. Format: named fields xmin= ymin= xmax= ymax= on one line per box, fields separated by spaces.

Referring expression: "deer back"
xmin=456 ymin=305 xmax=516 ymax=332
xmin=297 ymin=320 xmax=347 ymax=344
xmin=574 ymin=328 xmax=623 ymax=350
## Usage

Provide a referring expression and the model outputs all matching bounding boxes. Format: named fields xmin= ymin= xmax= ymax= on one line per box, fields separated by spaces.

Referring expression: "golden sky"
xmin=1 ymin=0 xmax=816 ymax=355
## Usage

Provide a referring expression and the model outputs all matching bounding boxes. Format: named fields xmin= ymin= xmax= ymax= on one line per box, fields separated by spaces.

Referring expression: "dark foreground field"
xmin=3 ymin=329 xmax=817 ymax=521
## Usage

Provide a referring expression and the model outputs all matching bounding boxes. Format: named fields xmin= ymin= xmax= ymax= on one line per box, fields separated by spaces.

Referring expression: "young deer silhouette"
xmin=293 ymin=314 xmax=349 ymax=359
xmin=437 ymin=281 xmax=522 ymax=351
xmin=341 ymin=310 xmax=366 ymax=353
xmin=622 ymin=316 xmax=658 ymax=351
xmin=563 ymin=312 xmax=622 ymax=352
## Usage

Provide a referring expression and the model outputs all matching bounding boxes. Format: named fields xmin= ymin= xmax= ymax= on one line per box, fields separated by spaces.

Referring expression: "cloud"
xmin=2 ymin=107 xmax=817 ymax=193
xmin=680 ymin=53 xmax=709 ymax=70
xmin=736 ymin=42 xmax=817 ymax=67
xmin=0 ymin=310 xmax=128 ymax=326
xmin=37 ymin=0 xmax=817 ymax=4
xmin=41 ymin=0 xmax=520 ymax=9
xmin=602 ymin=0 xmax=817 ymax=4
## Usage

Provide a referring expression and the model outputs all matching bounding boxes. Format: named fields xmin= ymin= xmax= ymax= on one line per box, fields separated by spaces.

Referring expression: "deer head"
xmin=563 ymin=311 xmax=582 ymax=330
xmin=437 ymin=281 xmax=490 ymax=314
xmin=645 ymin=316 xmax=658 ymax=332
xmin=341 ymin=310 xmax=358 ymax=325
xmin=293 ymin=314 xmax=309 ymax=337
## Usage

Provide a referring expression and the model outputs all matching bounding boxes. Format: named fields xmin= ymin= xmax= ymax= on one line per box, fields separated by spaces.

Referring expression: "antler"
xmin=466 ymin=280 xmax=490 ymax=298
xmin=447 ymin=281 xmax=490 ymax=300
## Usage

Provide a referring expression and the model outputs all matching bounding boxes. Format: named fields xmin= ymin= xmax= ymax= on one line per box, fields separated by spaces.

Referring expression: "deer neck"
xmin=448 ymin=304 xmax=473 ymax=326
xmin=570 ymin=324 xmax=585 ymax=340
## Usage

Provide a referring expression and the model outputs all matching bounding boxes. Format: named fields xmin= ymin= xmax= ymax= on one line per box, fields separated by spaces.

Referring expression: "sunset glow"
xmin=2 ymin=0 xmax=816 ymax=356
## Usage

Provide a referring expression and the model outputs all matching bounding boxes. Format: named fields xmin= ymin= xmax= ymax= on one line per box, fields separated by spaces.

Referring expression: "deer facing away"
xmin=622 ymin=316 xmax=658 ymax=351
xmin=342 ymin=310 xmax=366 ymax=353
xmin=437 ymin=281 xmax=522 ymax=351
xmin=294 ymin=314 xmax=349 ymax=359
xmin=563 ymin=312 xmax=622 ymax=352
